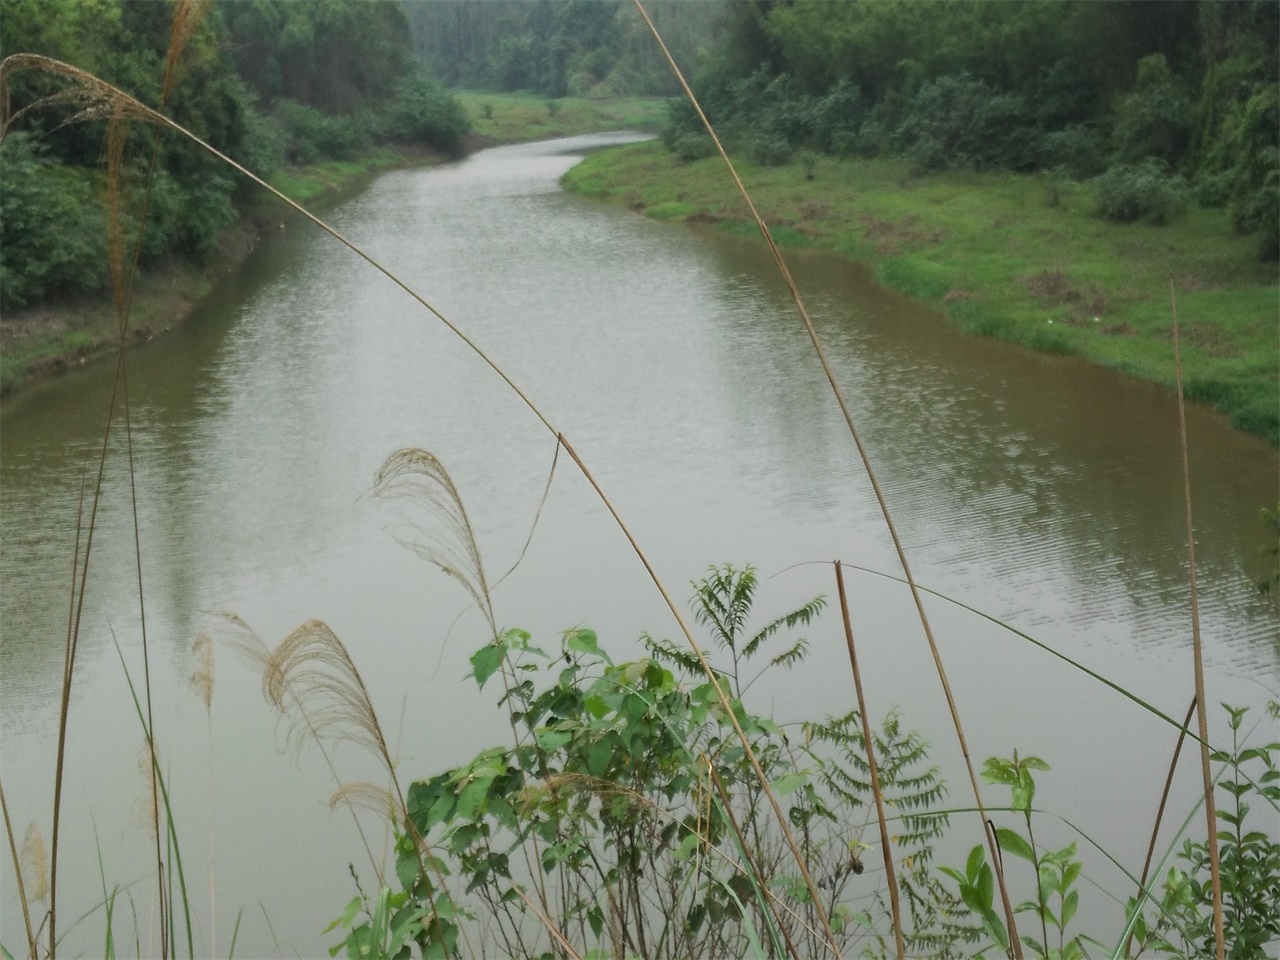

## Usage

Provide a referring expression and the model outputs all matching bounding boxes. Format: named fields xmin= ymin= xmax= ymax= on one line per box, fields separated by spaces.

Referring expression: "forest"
xmin=0 ymin=0 xmax=469 ymax=311
xmin=659 ymin=0 xmax=1278 ymax=260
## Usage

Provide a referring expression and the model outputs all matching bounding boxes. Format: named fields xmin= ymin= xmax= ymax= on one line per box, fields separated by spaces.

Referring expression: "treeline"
xmin=404 ymin=0 xmax=724 ymax=98
xmin=663 ymin=0 xmax=1278 ymax=259
xmin=0 ymin=0 xmax=469 ymax=310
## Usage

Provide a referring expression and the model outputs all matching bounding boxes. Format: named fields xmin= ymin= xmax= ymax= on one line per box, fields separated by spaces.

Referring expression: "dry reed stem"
xmin=833 ymin=562 xmax=905 ymax=959
xmin=1169 ymin=276 xmax=1225 ymax=959
xmin=1124 ymin=696 xmax=1197 ymax=958
xmin=628 ymin=1 xmax=1021 ymax=950
xmin=50 ymin=456 xmax=92 ymax=960
xmin=706 ymin=765 xmax=803 ymax=960
xmin=1 ymin=777 xmax=38 ymax=960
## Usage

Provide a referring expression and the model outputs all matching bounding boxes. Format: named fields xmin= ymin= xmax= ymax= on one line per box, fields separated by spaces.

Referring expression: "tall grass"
xmin=1 ymin=1 xmax=1273 ymax=957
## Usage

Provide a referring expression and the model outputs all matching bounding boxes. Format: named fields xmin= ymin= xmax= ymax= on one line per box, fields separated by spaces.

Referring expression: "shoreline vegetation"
xmin=0 ymin=93 xmax=664 ymax=404
xmin=562 ymin=141 xmax=1279 ymax=445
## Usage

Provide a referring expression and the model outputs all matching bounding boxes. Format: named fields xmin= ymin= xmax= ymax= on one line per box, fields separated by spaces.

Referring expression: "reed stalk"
xmin=1168 ymin=276 xmax=1225 ymax=959
xmin=833 ymin=562 xmax=905 ymax=960
xmin=1124 ymin=696 xmax=1197 ymax=958
xmin=627 ymin=4 xmax=1022 ymax=950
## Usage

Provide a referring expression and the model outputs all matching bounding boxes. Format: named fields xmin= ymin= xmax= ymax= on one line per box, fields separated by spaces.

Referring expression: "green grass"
xmin=454 ymin=90 xmax=666 ymax=144
xmin=562 ymin=142 xmax=1280 ymax=443
xmin=267 ymin=147 xmax=408 ymax=205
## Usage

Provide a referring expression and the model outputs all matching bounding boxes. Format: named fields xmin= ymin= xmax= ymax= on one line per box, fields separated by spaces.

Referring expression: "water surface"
xmin=3 ymin=132 xmax=1277 ymax=956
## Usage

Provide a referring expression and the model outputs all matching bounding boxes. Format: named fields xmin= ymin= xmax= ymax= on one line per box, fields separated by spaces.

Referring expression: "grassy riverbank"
xmin=563 ymin=141 xmax=1280 ymax=443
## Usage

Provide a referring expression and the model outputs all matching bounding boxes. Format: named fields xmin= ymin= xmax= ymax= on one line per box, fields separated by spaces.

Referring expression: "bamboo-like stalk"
xmin=626 ymin=5 xmax=1023 ymax=952
xmin=1168 ymin=276 xmax=1225 ymax=959
xmin=1124 ymin=696 xmax=1197 ymax=958
xmin=833 ymin=562 xmax=905 ymax=959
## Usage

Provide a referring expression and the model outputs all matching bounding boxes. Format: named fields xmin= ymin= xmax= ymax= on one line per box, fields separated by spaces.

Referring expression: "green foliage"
xmin=384 ymin=70 xmax=471 ymax=154
xmin=896 ymin=73 xmax=1040 ymax=173
xmin=0 ymin=133 xmax=108 ymax=309
xmin=1127 ymin=705 xmax=1280 ymax=956
xmin=1112 ymin=54 xmax=1194 ymax=165
xmin=329 ymin=569 xmax=967 ymax=959
xmin=403 ymin=0 xmax=724 ymax=99
xmin=942 ymin=755 xmax=1089 ymax=959
xmin=1095 ymin=158 xmax=1190 ymax=225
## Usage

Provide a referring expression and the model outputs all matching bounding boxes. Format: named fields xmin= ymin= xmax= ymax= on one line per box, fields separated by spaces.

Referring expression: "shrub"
xmin=895 ymin=73 xmax=1040 ymax=173
xmin=1094 ymin=158 xmax=1189 ymax=224
xmin=1111 ymin=53 xmax=1193 ymax=166
xmin=0 ymin=133 xmax=108 ymax=309
xmin=384 ymin=70 xmax=470 ymax=154
xmin=1041 ymin=124 xmax=1107 ymax=179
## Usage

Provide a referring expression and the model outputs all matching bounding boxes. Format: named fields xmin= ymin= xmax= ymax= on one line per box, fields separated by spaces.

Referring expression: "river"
xmin=2 ymin=132 xmax=1277 ymax=957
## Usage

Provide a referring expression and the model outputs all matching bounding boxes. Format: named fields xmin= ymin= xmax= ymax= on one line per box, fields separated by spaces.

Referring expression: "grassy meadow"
xmin=563 ymin=142 xmax=1280 ymax=443
xmin=455 ymin=90 xmax=666 ymax=143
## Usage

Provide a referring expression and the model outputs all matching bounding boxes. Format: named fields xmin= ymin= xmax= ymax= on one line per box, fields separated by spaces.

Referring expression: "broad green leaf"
xmin=1062 ymin=888 xmax=1079 ymax=926
xmin=470 ymin=644 xmax=505 ymax=689
xmin=565 ymin=628 xmax=611 ymax=663
xmin=455 ymin=775 xmax=493 ymax=820
xmin=535 ymin=729 xmax=572 ymax=752
xmin=771 ymin=772 xmax=806 ymax=796
xmin=995 ymin=826 xmax=1035 ymax=863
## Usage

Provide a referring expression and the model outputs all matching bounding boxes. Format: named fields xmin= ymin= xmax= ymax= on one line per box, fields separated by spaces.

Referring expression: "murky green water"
xmin=3 ymin=133 xmax=1276 ymax=956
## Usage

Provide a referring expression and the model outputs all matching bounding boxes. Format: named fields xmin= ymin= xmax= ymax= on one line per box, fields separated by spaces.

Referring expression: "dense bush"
xmin=1095 ymin=158 xmax=1189 ymax=225
xmin=384 ymin=69 xmax=471 ymax=154
xmin=0 ymin=133 xmax=108 ymax=309
xmin=1111 ymin=54 xmax=1193 ymax=166
xmin=896 ymin=74 xmax=1041 ymax=173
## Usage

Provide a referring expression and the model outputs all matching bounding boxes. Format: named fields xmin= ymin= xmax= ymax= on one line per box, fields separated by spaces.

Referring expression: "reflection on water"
xmin=3 ymin=132 xmax=1276 ymax=956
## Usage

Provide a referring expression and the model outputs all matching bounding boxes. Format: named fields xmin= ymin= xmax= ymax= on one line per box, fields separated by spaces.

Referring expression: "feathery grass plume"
xmin=190 ymin=632 xmax=214 ymax=712
xmin=161 ymin=0 xmax=214 ymax=106
xmin=263 ymin=620 xmax=397 ymax=776
xmin=373 ymin=448 xmax=496 ymax=636
xmin=329 ymin=782 xmax=398 ymax=823
xmin=260 ymin=621 xmax=475 ymax=957
xmin=22 ymin=823 xmax=49 ymax=905
xmin=213 ymin=612 xmax=385 ymax=885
